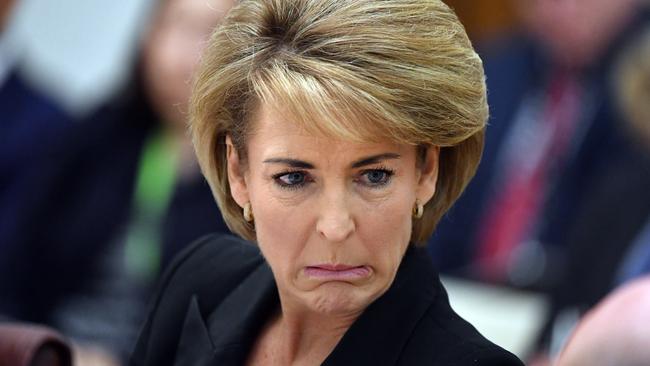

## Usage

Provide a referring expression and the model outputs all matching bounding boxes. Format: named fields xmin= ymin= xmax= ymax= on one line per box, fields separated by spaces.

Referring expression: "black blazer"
xmin=131 ymin=235 xmax=523 ymax=365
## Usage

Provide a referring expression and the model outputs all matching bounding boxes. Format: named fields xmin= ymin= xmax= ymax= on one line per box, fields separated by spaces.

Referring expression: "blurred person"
xmin=0 ymin=0 xmax=235 ymax=363
xmin=555 ymin=276 xmax=650 ymax=366
xmin=430 ymin=0 xmax=649 ymax=288
xmin=527 ymin=25 xmax=650 ymax=365
xmin=520 ymin=0 xmax=639 ymax=68
xmin=131 ymin=0 xmax=523 ymax=365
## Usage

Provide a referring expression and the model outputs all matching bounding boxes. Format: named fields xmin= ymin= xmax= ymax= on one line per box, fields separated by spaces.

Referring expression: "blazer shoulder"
xmin=131 ymin=234 xmax=264 ymax=366
xmin=151 ymin=234 xmax=263 ymax=308
xmin=164 ymin=233 xmax=262 ymax=280
xmin=400 ymin=281 xmax=524 ymax=366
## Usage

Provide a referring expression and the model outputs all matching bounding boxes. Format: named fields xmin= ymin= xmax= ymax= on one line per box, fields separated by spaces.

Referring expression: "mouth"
xmin=304 ymin=264 xmax=371 ymax=280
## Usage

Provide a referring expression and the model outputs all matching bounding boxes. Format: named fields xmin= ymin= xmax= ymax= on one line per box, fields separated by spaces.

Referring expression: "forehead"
xmin=246 ymin=103 xmax=414 ymax=161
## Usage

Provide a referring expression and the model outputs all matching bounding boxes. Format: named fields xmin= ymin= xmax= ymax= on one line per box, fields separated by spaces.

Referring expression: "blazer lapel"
xmin=174 ymin=261 xmax=278 ymax=366
xmin=323 ymin=246 xmax=438 ymax=366
xmin=207 ymin=262 xmax=278 ymax=364
xmin=174 ymin=296 xmax=219 ymax=366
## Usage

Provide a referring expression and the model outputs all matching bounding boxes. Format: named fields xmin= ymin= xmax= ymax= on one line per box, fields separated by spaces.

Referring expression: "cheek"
xmin=357 ymin=189 xmax=414 ymax=269
xmin=248 ymin=185 xmax=313 ymax=274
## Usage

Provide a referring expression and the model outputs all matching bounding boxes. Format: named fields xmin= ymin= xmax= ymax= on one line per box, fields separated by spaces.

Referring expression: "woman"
xmin=131 ymin=0 xmax=524 ymax=365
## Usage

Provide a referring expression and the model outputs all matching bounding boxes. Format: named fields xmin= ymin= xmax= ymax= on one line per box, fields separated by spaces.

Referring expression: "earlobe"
xmin=225 ymin=135 xmax=249 ymax=207
xmin=416 ymin=146 xmax=440 ymax=204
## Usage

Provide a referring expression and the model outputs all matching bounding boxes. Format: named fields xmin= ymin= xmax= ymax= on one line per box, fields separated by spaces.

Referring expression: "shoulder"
xmin=152 ymin=234 xmax=263 ymax=302
xmin=160 ymin=233 xmax=262 ymax=281
xmin=400 ymin=280 xmax=524 ymax=366
xmin=131 ymin=234 xmax=264 ymax=365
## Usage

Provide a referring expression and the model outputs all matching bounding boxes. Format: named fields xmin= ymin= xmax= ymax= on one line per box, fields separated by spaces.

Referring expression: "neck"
xmin=257 ymin=298 xmax=363 ymax=365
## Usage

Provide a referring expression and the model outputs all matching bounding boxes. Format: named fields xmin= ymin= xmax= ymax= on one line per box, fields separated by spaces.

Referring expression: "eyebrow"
xmin=263 ymin=158 xmax=315 ymax=169
xmin=263 ymin=153 xmax=401 ymax=169
xmin=350 ymin=153 xmax=401 ymax=168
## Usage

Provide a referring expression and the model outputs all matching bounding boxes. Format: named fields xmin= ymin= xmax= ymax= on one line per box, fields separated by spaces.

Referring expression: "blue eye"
xmin=359 ymin=169 xmax=394 ymax=187
xmin=274 ymin=171 xmax=309 ymax=188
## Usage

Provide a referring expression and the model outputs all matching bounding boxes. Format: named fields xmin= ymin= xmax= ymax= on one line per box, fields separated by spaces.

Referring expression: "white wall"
xmin=5 ymin=0 xmax=156 ymax=116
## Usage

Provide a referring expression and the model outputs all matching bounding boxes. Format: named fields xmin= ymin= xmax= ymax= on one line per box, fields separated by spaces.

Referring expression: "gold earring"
xmin=243 ymin=202 xmax=254 ymax=222
xmin=413 ymin=199 xmax=424 ymax=219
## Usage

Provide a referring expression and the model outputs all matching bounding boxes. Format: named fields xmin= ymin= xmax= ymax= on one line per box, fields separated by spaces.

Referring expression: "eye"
xmin=358 ymin=169 xmax=394 ymax=187
xmin=274 ymin=171 xmax=310 ymax=189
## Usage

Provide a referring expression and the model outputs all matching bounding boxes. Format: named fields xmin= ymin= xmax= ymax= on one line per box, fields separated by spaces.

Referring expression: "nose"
xmin=316 ymin=193 xmax=355 ymax=243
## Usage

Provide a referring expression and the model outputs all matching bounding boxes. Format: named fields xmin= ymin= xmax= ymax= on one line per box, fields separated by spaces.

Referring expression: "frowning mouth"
xmin=304 ymin=264 xmax=370 ymax=280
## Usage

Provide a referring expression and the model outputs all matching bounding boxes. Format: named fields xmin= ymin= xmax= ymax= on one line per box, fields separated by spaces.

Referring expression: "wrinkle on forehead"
xmin=248 ymin=104 xmax=413 ymax=173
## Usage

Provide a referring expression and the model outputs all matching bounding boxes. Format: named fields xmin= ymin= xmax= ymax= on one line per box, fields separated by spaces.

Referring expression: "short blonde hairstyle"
xmin=190 ymin=0 xmax=488 ymax=245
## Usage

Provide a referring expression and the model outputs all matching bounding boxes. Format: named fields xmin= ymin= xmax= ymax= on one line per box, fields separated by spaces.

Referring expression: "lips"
xmin=304 ymin=264 xmax=370 ymax=280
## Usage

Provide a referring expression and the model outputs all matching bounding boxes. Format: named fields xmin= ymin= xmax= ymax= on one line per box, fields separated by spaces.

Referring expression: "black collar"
xmin=174 ymin=245 xmax=439 ymax=366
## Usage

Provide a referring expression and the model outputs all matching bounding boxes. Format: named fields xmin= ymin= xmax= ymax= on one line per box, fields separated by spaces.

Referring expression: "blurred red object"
xmin=0 ymin=323 xmax=72 ymax=366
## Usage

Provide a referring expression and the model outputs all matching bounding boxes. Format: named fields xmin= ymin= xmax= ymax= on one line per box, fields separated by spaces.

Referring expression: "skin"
xmin=227 ymin=103 xmax=439 ymax=365
xmin=556 ymin=276 xmax=650 ymax=366
xmin=142 ymin=0 xmax=235 ymax=131
xmin=517 ymin=0 xmax=637 ymax=68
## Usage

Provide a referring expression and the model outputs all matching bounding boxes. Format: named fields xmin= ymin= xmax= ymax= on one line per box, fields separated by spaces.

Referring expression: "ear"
xmin=415 ymin=146 xmax=440 ymax=204
xmin=225 ymin=135 xmax=250 ymax=208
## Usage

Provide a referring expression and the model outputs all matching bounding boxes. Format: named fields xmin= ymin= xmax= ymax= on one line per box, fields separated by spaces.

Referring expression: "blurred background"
xmin=1 ymin=0 xmax=649 ymax=365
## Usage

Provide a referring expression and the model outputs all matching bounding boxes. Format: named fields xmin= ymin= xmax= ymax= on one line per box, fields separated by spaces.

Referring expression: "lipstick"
xmin=304 ymin=264 xmax=370 ymax=280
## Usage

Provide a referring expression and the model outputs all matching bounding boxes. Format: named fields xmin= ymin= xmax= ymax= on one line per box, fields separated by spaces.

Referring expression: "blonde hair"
xmin=190 ymin=0 xmax=488 ymax=244
xmin=616 ymin=27 xmax=650 ymax=151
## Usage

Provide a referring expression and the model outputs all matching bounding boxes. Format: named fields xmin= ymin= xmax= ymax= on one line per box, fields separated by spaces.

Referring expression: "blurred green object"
xmin=124 ymin=127 xmax=179 ymax=282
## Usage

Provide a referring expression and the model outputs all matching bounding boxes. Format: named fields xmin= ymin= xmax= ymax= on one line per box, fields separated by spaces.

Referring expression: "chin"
xmin=307 ymin=283 xmax=378 ymax=317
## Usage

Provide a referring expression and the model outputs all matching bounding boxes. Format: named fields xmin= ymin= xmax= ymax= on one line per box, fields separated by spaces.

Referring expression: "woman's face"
xmin=227 ymin=104 xmax=439 ymax=317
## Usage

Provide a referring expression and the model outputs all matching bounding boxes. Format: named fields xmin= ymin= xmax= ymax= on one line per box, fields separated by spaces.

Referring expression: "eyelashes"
xmin=272 ymin=167 xmax=395 ymax=191
xmin=272 ymin=170 xmax=311 ymax=190
xmin=357 ymin=168 xmax=394 ymax=187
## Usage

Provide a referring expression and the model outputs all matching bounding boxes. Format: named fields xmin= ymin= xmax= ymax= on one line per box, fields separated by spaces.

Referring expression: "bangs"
xmin=190 ymin=0 xmax=488 ymax=244
xmin=250 ymin=60 xmax=421 ymax=145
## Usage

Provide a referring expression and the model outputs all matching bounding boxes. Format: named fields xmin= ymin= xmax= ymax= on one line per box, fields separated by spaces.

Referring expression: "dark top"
xmin=131 ymin=235 xmax=523 ymax=365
